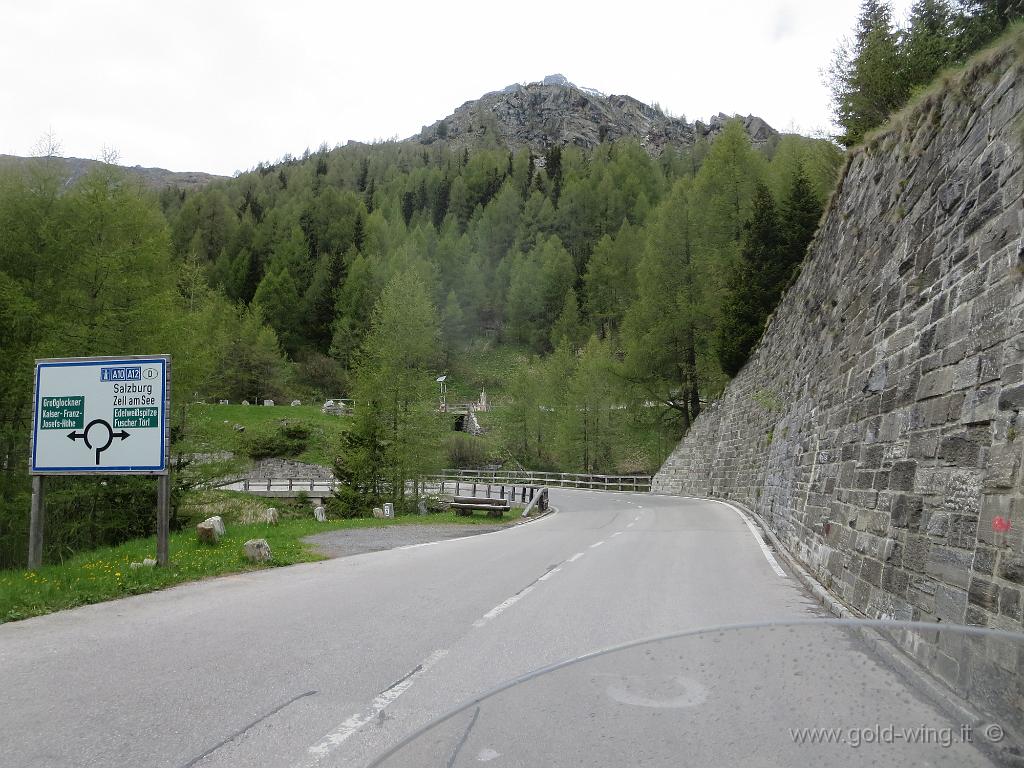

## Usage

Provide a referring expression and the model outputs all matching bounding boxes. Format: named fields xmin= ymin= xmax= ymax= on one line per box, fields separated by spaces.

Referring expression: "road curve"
xmin=0 ymin=491 xmax=826 ymax=767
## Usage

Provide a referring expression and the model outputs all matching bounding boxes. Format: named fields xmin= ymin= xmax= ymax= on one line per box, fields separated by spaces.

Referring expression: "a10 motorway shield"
xmin=31 ymin=356 xmax=169 ymax=474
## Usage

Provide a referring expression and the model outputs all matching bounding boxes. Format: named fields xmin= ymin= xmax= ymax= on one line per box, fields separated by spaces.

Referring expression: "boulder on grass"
xmin=197 ymin=515 xmax=225 ymax=545
xmin=142 ymin=558 xmax=157 ymax=567
xmin=264 ymin=507 xmax=280 ymax=525
xmin=291 ymin=399 xmax=301 ymax=406
xmin=197 ymin=521 xmax=219 ymax=544
xmin=244 ymin=539 xmax=272 ymax=563
xmin=372 ymin=507 xmax=385 ymax=519
xmin=313 ymin=505 xmax=326 ymax=522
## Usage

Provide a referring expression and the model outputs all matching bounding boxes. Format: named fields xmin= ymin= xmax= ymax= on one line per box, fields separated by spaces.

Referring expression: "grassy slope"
xmin=178 ymin=403 xmax=349 ymax=469
xmin=0 ymin=507 xmax=510 ymax=623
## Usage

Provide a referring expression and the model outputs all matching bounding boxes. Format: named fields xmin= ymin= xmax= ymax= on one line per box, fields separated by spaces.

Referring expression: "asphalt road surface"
xmin=0 ymin=491 xmax=998 ymax=767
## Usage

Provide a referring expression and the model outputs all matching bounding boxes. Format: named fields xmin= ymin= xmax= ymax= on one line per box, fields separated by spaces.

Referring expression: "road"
xmin=0 ymin=491 xmax=998 ymax=767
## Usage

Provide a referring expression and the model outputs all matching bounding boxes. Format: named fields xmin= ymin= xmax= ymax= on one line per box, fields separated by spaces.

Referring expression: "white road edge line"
xmin=708 ymin=499 xmax=787 ymax=578
xmin=626 ymin=522 xmax=635 ymax=528
xmin=396 ymin=512 xmax=559 ymax=550
xmin=611 ymin=531 xmax=623 ymax=537
xmin=302 ymin=649 xmax=449 ymax=764
xmin=567 ymin=552 xmax=585 ymax=562
xmin=589 ymin=541 xmax=605 ymax=549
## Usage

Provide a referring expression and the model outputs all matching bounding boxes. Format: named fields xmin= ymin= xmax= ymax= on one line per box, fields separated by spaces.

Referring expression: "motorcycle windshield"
xmin=369 ymin=619 xmax=1023 ymax=767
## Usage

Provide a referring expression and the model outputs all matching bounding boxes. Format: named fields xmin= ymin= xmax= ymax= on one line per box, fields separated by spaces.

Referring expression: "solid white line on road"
xmin=626 ymin=522 xmax=635 ymax=528
xmin=397 ymin=541 xmax=441 ymax=550
xmin=303 ymin=649 xmax=449 ymax=764
xmin=633 ymin=516 xmax=640 ymax=521
xmin=589 ymin=541 xmax=605 ymax=549
xmin=611 ymin=531 xmax=623 ymax=537
xmin=396 ymin=512 xmax=559 ymax=551
xmin=711 ymin=500 xmax=787 ymax=578
xmin=567 ymin=552 xmax=585 ymax=563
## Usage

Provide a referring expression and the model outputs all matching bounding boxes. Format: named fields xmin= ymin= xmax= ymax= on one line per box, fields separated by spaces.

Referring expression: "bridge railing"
xmin=422 ymin=469 xmax=652 ymax=492
xmin=218 ymin=470 xmax=650 ymax=497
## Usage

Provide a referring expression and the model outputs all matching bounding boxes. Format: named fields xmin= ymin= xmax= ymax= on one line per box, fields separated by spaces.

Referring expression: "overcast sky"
xmin=2 ymin=0 xmax=915 ymax=176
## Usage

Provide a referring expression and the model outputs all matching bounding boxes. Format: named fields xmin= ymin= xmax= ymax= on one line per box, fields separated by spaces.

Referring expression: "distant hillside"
xmin=413 ymin=74 xmax=777 ymax=156
xmin=0 ymin=154 xmax=224 ymax=190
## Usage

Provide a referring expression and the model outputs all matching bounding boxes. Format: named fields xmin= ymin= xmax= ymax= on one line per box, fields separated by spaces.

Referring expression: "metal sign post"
xmin=28 ymin=355 xmax=171 ymax=568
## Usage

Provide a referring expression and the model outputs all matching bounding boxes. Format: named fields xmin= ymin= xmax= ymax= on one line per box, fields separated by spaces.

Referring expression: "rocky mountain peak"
xmin=414 ymin=76 xmax=777 ymax=157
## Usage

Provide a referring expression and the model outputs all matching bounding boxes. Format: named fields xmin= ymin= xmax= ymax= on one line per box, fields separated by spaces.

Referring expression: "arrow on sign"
xmin=66 ymin=419 xmax=132 ymax=465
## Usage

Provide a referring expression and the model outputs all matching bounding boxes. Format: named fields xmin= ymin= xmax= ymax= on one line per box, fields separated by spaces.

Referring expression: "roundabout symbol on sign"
xmin=67 ymin=419 xmax=131 ymax=465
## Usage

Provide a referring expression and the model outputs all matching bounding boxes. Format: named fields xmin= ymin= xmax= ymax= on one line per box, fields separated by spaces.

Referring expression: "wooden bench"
xmin=449 ymin=495 xmax=511 ymax=518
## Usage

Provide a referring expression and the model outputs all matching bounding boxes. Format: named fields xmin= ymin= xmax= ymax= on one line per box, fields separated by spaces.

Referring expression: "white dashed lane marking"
xmin=301 ymin=649 xmax=449 ymax=765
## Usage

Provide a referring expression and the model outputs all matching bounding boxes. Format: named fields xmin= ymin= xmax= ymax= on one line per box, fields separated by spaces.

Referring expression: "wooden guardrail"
xmin=422 ymin=469 xmax=652 ymax=492
xmin=413 ymin=476 xmax=540 ymax=505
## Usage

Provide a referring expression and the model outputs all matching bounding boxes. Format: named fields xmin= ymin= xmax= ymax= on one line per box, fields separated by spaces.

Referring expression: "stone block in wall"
xmin=978 ymin=494 xmax=1022 ymax=548
xmin=925 ymin=544 xmax=973 ymax=589
xmin=881 ymin=565 xmax=910 ymax=595
xmin=908 ymin=429 xmax=940 ymax=458
xmin=891 ymin=494 xmax=923 ymax=529
xmin=926 ymin=511 xmax=950 ymax=537
xmin=998 ymin=383 xmax=1024 ymax=410
xmin=908 ymin=577 xmax=937 ymax=614
xmin=867 ymin=588 xmax=914 ymax=620
xmin=978 ymin=344 xmax=1003 ymax=384
xmin=961 ymin=385 xmax=1000 ymax=424
xmin=1000 ymin=555 xmax=1024 ymax=585
xmin=947 ymin=514 xmax=980 ymax=549
xmin=934 ymin=583 xmax=968 ymax=623
xmin=999 ymin=585 xmax=1022 ymax=620
xmin=971 ymin=544 xmax=997 ymax=576
xmin=861 ymin=557 xmax=883 ymax=586
xmin=889 ymin=460 xmax=917 ymax=491
xmin=967 ymin=575 xmax=1000 ymax=613
xmin=937 ymin=429 xmax=987 ymax=467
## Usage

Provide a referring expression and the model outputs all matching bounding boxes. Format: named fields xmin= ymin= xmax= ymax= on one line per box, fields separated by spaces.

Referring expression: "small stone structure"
xmin=263 ymin=507 xmax=279 ymax=525
xmin=313 ymin=505 xmax=326 ymax=522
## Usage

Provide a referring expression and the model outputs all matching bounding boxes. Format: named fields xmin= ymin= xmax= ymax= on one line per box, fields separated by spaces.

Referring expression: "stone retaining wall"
xmin=654 ymin=38 xmax=1024 ymax=666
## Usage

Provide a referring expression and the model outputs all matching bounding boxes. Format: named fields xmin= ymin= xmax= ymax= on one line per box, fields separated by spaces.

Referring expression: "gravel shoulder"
xmin=302 ymin=522 xmax=513 ymax=558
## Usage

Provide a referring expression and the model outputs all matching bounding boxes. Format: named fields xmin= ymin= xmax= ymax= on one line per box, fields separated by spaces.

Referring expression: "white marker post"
xmin=29 ymin=355 xmax=171 ymax=568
